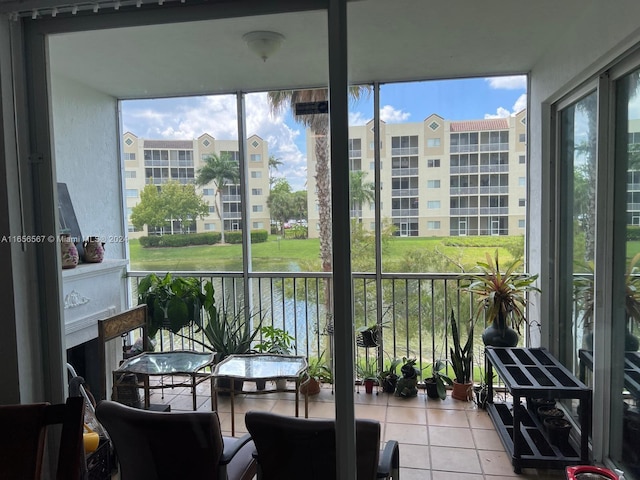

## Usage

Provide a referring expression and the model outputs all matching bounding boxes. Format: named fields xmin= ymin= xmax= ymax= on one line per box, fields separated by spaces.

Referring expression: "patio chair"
xmin=245 ymin=410 xmax=400 ymax=480
xmin=95 ymin=400 xmax=256 ymax=480
xmin=0 ymin=396 xmax=85 ymax=480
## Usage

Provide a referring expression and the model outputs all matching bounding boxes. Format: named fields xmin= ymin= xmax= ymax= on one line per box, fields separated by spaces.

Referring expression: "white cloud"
xmin=484 ymin=93 xmax=528 ymax=119
xmin=380 ymin=105 xmax=410 ymax=123
xmin=485 ymin=75 xmax=527 ymax=90
xmin=122 ymin=93 xmax=309 ymax=190
xmin=349 ymin=111 xmax=369 ymax=126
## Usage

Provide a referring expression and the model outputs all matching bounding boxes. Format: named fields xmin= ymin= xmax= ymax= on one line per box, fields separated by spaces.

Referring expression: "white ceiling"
xmin=43 ymin=0 xmax=588 ymax=99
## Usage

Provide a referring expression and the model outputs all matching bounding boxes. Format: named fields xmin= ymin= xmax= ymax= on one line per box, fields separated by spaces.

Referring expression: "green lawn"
xmin=129 ymin=234 xmax=526 ymax=272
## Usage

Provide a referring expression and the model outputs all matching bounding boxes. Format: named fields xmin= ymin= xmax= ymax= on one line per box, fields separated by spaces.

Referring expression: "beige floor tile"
xmin=385 ymin=422 xmax=428 ymax=445
xmin=306 ymin=400 xmax=336 ymax=418
xmin=428 ymin=408 xmax=471 ymax=428
xmin=399 ymin=467 xmax=432 ymax=479
xmin=355 ymin=403 xmax=388 ymax=422
xmin=429 ymin=425 xmax=475 ymax=448
xmin=472 ymin=427 xmax=504 ymax=451
xmin=425 ymin=395 xmax=470 ymax=410
xmin=395 ymin=443 xmax=430 ymax=469
xmin=430 ymin=446 xmax=482 ymax=474
xmin=478 ymin=449 xmax=519 ymax=476
xmin=431 ymin=472 xmax=484 ymax=480
xmin=387 ymin=394 xmax=426 ymax=408
xmin=467 ymin=409 xmax=495 ymax=429
xmin=386 ymin=405 xmax=427 ymax=424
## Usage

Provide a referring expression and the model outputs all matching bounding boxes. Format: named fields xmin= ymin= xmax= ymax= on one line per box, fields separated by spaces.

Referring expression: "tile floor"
xmin=140 ymin=379 xmax=568 ymax=479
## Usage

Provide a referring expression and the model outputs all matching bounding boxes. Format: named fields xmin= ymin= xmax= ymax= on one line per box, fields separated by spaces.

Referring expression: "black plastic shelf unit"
xmin=485 ymin=347 xmax=592 ymax=473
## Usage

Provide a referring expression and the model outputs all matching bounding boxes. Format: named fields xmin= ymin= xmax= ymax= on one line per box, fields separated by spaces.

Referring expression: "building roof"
xmin=143 ymin=140 xmax=194 ymax=149
xmin=450 ymin=118 xmax=509 ymax=132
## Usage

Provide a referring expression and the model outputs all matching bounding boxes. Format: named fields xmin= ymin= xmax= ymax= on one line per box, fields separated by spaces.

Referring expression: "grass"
xmin=129 ymin=234 xmax=525 ymax=272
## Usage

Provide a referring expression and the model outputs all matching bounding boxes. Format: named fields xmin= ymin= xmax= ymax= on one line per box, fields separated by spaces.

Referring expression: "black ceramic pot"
xmin=482 ymin=315 xmax=519 ymax=347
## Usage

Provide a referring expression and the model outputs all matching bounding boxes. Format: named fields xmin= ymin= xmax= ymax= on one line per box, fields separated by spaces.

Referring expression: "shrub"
xmin=139 ymin=233 xmax=221 ymax=248
xmin=628 ymin=225 xmax=640 ymax=241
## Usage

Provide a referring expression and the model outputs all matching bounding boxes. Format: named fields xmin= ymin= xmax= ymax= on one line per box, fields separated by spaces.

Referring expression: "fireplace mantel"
xmin=62 ymin=259 xmax=128 ymax=348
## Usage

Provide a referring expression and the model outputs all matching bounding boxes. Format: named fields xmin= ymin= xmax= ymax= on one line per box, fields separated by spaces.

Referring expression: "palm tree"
xmin=268 ymin=155 xmax=283 ymax=191
xmin=349 ymin=170 xmax=375 ymax=221
xmin=196 ymin=152 xmax=240 ymax=244
xmin=267 ymin=86 xmax=370 ymax=273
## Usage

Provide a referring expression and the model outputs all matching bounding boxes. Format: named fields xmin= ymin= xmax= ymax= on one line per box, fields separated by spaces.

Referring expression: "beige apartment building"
xmin=122 ymin=132 xmax=271 ymax=237
xmin=307 ymin=110 xmax=528 ymax=238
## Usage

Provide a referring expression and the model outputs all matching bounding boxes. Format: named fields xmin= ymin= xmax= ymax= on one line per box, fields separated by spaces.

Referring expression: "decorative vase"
xmin=60 ymin=233 xmax=79 ymax=269
xmin=83 ymin=236 xmax=105 ymax=263
xmin=482 ymin=313 xmax=519 ymax=347
xmin=451 ymin=380 xmax=473 ymax=401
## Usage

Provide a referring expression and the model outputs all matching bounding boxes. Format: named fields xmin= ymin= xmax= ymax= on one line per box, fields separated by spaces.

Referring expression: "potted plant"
xmin=255 ymin=325 xmax=295 ymax=389
xmin=379 ymin=358 xmax=402 ymax=393
xmin=137 ymin=272 xmax=205 ymax=337
xmin=394 ymin=357 xmax=419 ymax=398
xmin=423 ymin=359 xmax=452 ymax=400
xmin=465 ymin=250 xmax=540 ymax=347
xmin=449 ymin=310 xmax=474 ymax=401
xmin=356 ymin=321 xmax=388 ymax=348
xmin=575 ymin=253 xmax=640 ymax=351
xmin=473 ymin=361 xmax=495 ymax=409
xmin=300 ymin=351 xmax=331 ymax=396
xmin=357 ymin=359 xmax=379 ymax=394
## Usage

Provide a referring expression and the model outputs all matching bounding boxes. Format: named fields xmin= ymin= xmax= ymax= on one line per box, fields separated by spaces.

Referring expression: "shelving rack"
xmin=485 ymin=347 xmax=592 ymax=473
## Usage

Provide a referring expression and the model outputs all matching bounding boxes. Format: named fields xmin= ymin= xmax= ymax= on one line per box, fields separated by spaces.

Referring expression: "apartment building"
xmin=307 ymin=110 xmax=527 ymax=238
xmin=122 ymin=132 xmax=271 ymax=237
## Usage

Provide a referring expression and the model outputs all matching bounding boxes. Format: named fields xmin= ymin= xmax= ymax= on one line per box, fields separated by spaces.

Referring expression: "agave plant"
xmin=465 ymin=250 xmax=540 ymax=334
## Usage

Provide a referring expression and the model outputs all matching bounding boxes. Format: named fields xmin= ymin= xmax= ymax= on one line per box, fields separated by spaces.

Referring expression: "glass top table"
xmin=212 ymin=354 xmax=309 ymax=435
xmin=114 ymin=351 xmax=215 ymax=410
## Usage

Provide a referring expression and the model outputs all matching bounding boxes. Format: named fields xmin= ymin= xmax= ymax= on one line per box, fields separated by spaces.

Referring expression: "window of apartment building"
xmin=126 ymin=189 xmax=138 ymax=198
xmin=480 ymin=131 xmax=509 ymax=150
xmin=427 ymin=138 xmax=441 ymax=147
xmin=124 ymin=153 xmax=136 ymax=161
xmin=221 ymin=150 xmax=240 ymax=161
xmin=349 ymin=138 xmax=362 ymax=157
xmin=427 ymin=200 xmax=441 ymax=209
xmin=203 ymin=188 xmax=214 ymax=196
xmin=251 ymin=188 xmax=262 ymax=196
xmin=251 ymin=171 xmax=262 ymax=178
xmin=518 ymin=219 xmax=525 ymax=228
xmin=519 ymin=133 xmax=526 ymax=143
xmin=144 ymin=149 xmax=169 ymax=165
xmin=253 ymin=222 xmax=264 ymax=229
xmin=124 ymin=170 xmax=136 ymax=178
xmin=519 ymin=155 xmax=526 ymax=164
xmin=250 ymin=154 xmax=262 ymax=162
xmin=519 ymin=198 xmax=526 ymax=207
xmin=427 ymin=180 xmax=441 ymax=188
xmin=391 ymin=135 xmax=418 ymax=155
xmin=170 ymin=150 xmax=193 ymax=166
xmin=349 ymin=158 xmax=362 ymax=171
xmin=204 ymin=223 xmax=216 ymax=231
xmin=450 ymin=132 xmax=479 ymax=153
xmin=392 ymin=177 xmax=418 ymax=192
xmin=208 ymin=206 xmax=215 ymax=214
xmin=427 ymin=221 xmax=441 ymax=229
xmin=427 ymin=159 xmax=440 ymax=168
xmin=369 ymin=161 xmax=383 ymax=170
xmin=252 ymin=205 xmax=263 ymax=212
xmin=518 ymin=176 xmax=526 ymax=186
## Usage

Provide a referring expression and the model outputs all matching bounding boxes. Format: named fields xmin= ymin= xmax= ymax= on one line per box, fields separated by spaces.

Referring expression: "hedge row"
xmin=628 ymin=226 xmax=640 ymax=241
xmin=139 ymin=230 xmax=269 ymax=248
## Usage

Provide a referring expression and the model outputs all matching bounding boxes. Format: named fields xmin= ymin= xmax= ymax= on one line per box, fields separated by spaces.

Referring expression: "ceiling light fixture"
xmin=243 ymin=31 xmax=285 ymax=62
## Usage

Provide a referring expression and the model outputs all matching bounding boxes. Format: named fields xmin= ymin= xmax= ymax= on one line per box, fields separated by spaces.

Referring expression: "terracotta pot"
xmin=299 ymin=377 xmax=321 ymax=396
xmin=451 ymin=380 xmax=473 ymax=401
xmin=364 ymin=379 xmax=376 ymax=394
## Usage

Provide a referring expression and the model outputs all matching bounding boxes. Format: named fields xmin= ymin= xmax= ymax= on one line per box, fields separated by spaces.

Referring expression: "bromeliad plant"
xmin=465 ymin=250 xmax=540 ymax=345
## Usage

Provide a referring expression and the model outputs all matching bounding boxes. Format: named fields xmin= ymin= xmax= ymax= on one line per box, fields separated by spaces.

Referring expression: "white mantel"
xmin=62 ymin=259 xmax=128 ymax=348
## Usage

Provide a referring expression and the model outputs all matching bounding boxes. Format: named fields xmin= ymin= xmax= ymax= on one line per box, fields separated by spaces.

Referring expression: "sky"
xmin=121 ymin=75 xmax=527 ymax=191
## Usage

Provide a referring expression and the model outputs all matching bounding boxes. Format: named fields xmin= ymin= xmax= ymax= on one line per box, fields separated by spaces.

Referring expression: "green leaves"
xmin=449 ymin=310 xmax=473 ymax=384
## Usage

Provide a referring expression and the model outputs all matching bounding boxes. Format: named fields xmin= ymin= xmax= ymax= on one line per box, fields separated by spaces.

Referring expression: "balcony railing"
xmin=391 ymin=208 xmax=419 ymax=217
xmin=127 ymin=270 xmax=501 ymax=382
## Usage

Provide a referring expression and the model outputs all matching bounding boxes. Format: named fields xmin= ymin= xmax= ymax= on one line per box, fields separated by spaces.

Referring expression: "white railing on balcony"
xmin=450 ymin=187 xmax=479 ymax=195
xmin=391 ymin=188 xmax=419 ymax=197
xmin=450 ymin=166 xmax=479 ymax=174
xmin=391 ymin=208 xmax=419 ymax=217
xmin=391 ymin=147 xmax=419 ymax=156
xmin=479 ymin=164 xmax=509 ymax=173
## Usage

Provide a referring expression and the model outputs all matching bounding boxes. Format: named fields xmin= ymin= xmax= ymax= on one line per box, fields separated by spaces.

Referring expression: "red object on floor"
xmin=566 ymin=466 xmax=619 ymax=479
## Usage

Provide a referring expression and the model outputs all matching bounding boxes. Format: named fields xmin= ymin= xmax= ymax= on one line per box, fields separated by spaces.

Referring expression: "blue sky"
xmin=122 ymin=75 xmax=527 ymax=190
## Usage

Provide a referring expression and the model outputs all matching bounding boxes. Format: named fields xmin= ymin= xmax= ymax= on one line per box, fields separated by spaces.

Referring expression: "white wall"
xmin=528 ymin=1 xmax=640 ymax=347
xmin=51 ymin=74 xmax=126 ymax=261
